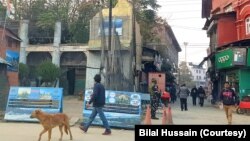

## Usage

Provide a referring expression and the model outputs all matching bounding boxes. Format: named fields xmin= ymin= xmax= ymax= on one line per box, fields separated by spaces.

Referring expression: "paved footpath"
xmin=0 ymin=96 xmax=249 ymax=141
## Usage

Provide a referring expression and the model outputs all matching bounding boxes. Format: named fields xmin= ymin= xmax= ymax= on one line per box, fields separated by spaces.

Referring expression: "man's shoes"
xmin=79 ymin=126 xmax=87 ymax=133
xmin=102 ymin=130 xmax=111 ymax=135
xmin=151 ymin=117 xmax=159 ymax=120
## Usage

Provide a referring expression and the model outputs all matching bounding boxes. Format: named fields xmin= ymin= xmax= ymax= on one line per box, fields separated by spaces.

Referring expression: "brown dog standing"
xmin=30 ymin=109 xmax=73 ymax=141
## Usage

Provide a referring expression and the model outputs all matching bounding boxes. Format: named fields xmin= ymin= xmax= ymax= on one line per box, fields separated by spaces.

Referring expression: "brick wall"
xmin=0 ymin=28 xmax=20 ymax=87
xmin=7 ymin=72 xmax=19 ymax=86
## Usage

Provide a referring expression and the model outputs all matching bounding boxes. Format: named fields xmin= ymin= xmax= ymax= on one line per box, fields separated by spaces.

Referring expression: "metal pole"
xmin=108 ymin=0 xmax=112 ymax=51
xmin=106 ymin=0 xmax=112 ymax=89
xmin=184 ymin=42 xmax=188 ymax=63
xmin=178 ymin=68 xmax=180 ymax=85
xmin=132 ymin=0 xmax=136 ymax=91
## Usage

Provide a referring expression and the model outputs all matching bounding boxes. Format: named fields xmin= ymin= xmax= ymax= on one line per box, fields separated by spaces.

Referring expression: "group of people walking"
xmin=79 ymin=74 xmax=237 ymax=136
xmin=148 ymin=78 xmax=209 ymax=113
xmin=168 ymin=84 xmax=206 ymax=111
xmin=190 ymin=86 xmax=206 ymax=107
xmin=149 ymin=79 xmax=238 ymax=125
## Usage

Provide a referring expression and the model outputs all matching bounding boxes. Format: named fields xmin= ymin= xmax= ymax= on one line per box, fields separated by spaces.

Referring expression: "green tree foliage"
xmin=1 ymin=0 xmax=101 ymax=44
xmin=37 ymin=60 xmax=60 ymax=86
xmin=69 ymin=1 xmax=100 ymax=43
xmin=18 ymin=63 xmax=29 ymax=86
xmin=1 ymin=0 xmax=159 ymax=44
xmin=100 ymin=0 xmax=118 ymax=8
xmin=178 ymin=61 xmax=195 ymax=88
xmin=134 ymin=0 xmax=160 ymax=43
xmin=0 ymin=2 xmax=6 ymax=20
xmin=1 ymin=1 xmax=162 ymax=58
xmin=19 ymin=63 xmax=29 ymax=79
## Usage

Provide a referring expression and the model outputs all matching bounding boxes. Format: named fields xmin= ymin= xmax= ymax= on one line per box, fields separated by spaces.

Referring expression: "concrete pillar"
xmin=53 ymin=21 xmax=61 ymax=47
xmin=52 ymin=21 xmax=61 ymax=66
xmin=52 ymin=47 xmax=60 ymax=66
xmin=19 ymin=20 xmax=29 ymax=64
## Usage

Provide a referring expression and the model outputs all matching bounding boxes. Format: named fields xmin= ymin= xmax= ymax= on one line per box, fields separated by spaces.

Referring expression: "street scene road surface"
xmin=0 ymin=96 xmax=249 ymax=141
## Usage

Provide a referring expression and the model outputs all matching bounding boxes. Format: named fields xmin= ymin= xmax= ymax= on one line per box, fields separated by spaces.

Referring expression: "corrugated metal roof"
xmin=0 ymin=57 xmax=12 ymax=66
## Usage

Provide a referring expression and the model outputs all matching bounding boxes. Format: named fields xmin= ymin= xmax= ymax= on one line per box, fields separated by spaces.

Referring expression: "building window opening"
xmin=246 ymin=17 xmax=250 ymax=35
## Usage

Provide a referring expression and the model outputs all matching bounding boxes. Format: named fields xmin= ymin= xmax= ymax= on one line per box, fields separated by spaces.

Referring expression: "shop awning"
xmin=6 ymin=34 xmax=22 ymax=41
xmin=218 ymin=39 xmax=250 ymax=48
xmin=198 ymin=52 xmax=215 ymax=67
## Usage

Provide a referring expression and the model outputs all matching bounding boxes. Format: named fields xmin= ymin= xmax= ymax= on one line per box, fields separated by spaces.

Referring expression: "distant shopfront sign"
xmin=215 ymin=48 xmax=246 ymax=69
xmin=233 ymin=48 xmax=246 ymax=65
xmin=247 ymin=49 xmax=250 ymax=66
xmin=216 ymin=49 xmax=233 ymax=69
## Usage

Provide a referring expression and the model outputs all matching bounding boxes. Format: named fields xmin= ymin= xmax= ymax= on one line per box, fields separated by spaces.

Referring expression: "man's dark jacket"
xmin=220 ymin=88 xmax=236 ymax=105
xmin=89 ymin=83 xmax=106 ymax=107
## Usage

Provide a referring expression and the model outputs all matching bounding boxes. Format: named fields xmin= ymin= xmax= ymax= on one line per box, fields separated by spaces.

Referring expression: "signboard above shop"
xmin=215 ymin=48 xmax=246 ymax=69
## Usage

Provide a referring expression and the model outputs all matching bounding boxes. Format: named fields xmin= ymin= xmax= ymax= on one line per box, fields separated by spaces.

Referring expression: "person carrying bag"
xmin=161 ymin=91 xmax=170 ymax=107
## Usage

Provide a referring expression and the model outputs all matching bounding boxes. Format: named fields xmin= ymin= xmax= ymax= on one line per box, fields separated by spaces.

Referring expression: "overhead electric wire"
xmin=170 ymin=25 xmax=204 ymax=30
xmin=158 ymin=0 xmax=201 ymax=1
xmin=160 ymin=10 xmax=200 ymax=13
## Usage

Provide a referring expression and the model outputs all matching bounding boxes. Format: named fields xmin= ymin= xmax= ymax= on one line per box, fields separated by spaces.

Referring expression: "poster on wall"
xmin=233 ymin=48 xmax=246 ymax=65
xmin=99 ymin=18 xmax=123 ymax=36
xmin=6 ymin=50 xmax=19 ymax=72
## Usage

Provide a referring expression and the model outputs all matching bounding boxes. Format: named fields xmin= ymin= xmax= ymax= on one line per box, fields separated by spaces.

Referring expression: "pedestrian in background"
xmin=170 ymin=85 xmax=177 ymax=103
xmin=198 ymin=86 xmax=206 ymax=107
xmin=190 ymin=86 xmax=198 ymax=106
xmin=178 ymin=84 xmax=190 ymax=111
xmin=161 ymin=90 xmax=170 ymax=107
xmin=79 ymin=74 xmax=111 ymax=135
xmin=220 ymin=82 xmax=236 ymax=125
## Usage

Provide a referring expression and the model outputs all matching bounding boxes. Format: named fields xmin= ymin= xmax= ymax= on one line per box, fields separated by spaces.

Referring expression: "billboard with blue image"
xmin=99 ymin=18 xmax=123 ymax=36
xmin=4 ymin=87 xmax=63 ymax=122
xmin=83 ymin=89 xmax=143 ymax=129
xmin=6 ymin=50 xmax=19 ymax=72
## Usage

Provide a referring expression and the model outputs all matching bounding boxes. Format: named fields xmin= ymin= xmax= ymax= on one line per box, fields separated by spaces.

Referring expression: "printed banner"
xmin=6 ymin=50 xmax=19 ymax=72
xmin=4 ymin=87 xmax=63 ymax=122
xmin=83 ymin=89 xmax=143 ymax=129
xmin=99 ymin=19 xmax=123 ymax=36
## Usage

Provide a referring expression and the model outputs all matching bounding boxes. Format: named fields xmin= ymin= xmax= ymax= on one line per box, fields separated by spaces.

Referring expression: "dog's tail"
xmin=64 ymin=125 xmax=69 ymax=135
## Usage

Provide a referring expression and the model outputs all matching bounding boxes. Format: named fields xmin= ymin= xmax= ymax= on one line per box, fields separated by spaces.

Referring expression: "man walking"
xmin=190 ymin=86 xmax=198 ymax=106
xmin=198 ymin=86 xmax=206 ymax=107
xmin=220 ymin=82 xmax=236 ymax=125
xmin=178 ymin=84 xmax=190 ymax=111
xmin=79 ymin=74 xmax=111 ymax=135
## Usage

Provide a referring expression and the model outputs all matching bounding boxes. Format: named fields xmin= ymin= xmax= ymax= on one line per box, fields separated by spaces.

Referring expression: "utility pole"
xmin=184 ymin=42 xmax=188 ymax=64
xmin=107 ymin=0 xmax=112 ymax=89
xmin=108 ymin=0 xmax=112 ymax=51
xmin=132 ymin=0 xmax=137 ymax=91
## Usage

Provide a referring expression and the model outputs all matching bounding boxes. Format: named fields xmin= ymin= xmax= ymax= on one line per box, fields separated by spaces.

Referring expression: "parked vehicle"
xmin=236 ymin=96 xmax=250 ymax=115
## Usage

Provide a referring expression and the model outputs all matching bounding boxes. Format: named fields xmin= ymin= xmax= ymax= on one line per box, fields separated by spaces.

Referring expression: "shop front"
xmin=215 ymin=48 xmax=250 ymax=99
